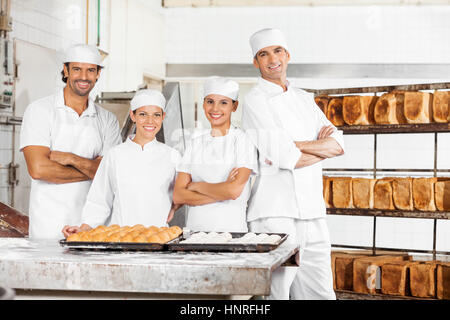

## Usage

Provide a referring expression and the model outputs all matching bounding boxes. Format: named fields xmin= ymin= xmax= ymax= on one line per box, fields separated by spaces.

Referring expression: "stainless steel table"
xmin=0 ymin=238 xmax=299 ymax=299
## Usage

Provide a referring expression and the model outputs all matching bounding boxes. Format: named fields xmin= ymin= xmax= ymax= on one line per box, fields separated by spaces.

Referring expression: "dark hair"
xmin=61 ymin=62 xmax=102 ymax=83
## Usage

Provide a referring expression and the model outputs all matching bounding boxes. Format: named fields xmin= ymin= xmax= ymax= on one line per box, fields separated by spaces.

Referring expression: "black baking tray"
xmin=167 ymin=232 xmax=288 ymax=253
xmin=59 ymin=235 xmax=182 ymax=252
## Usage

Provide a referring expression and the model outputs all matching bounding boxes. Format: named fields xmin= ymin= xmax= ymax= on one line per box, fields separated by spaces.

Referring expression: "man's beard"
xmin=69 ymin=79 xmax=93 ymax=97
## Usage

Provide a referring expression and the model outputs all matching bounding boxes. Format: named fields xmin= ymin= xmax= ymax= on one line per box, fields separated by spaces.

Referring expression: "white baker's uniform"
xmin=242 ymin=77 xmax=345 ymax=300
xmin=19 ymin=89 xmax=121 ymax=239
xmin=81 ymin=136 xmax=181 ymax=228
xmin=177 ymin=126 xmax=258 ymax=232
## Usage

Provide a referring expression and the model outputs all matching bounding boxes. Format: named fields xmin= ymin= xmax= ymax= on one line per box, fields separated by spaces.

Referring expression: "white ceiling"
xmin=163 ymin=0 xmax=450 ymax=7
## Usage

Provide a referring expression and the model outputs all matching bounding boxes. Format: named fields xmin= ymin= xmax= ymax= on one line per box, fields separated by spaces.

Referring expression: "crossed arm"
xmin=173 ymin=167 xmax=252 ymax=207
xmin=23 ymin=146 xmax=101 ymax=184
xmin=293 ymin=125 xmax=345 ymax=169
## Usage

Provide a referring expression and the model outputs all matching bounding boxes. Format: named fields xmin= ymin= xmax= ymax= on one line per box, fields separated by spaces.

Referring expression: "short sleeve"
xmin=235 ymin=131 xmax=259 ymax=175
xmin=100 ymin=110 xmax=122 ymax=156
xmin=19 ymin=102 xmax=52 ymax=151
xmin=176 ymin=140 xmax=193 ymax=174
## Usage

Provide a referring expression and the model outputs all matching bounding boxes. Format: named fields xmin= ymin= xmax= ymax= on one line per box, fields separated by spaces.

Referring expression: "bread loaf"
xmin=404 ymin=92 xmax=432 ymax=124
xmin=432 ymin=90 xmax=449 ymax=123
xmin=437 ymin=262 xmax=450 ymax=300
xmin=331 ymin=177 xmax=353 ymax=208
xmin=323 ymin=176 xmax=332 ymax=208
xmin=381 ymin=260 xmax=417 ymax=296
xmin=334 ymin=253 xmax=370 ymax=290
xmin=393 ymin=91 xmax=408 ymax=124
xmin=343 ymin=96 xmax=378 ymax=125
xmin=314 ymin=95 xmax=330 ymax=115
xmin=410 ymin=261 xmax=437 ymax=298
xmin=352 ymin=178 xmax=376 ymax=209
xmin=326 ymin=97 xmax=344 ymax=126
xmin=392 ymin=177 xmax=413 ymax=211
xmin=373 ymin=179 xmax=395 ymax=210
xmin=374 ymin=93 xmax=398 ymax=124
xmin=412 ymin=177 xmax=437 ymax=211
xmin=435 ymin=180 xmax=450 ymax=211
xmin=353 ymin=255 xmax=410 ymax=294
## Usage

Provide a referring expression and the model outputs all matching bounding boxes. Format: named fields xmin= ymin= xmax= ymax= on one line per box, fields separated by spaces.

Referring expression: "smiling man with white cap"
xmin=20 ymin=44 xmax=121 ymax=239
xmin=242 ymin=28 xmax=346 ymax=300
xmin=62 ymin=89 xmax=182 ymax=237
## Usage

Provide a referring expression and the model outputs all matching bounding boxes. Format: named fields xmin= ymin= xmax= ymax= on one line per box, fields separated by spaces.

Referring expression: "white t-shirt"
xmin=242 ymin=77 xmax=345 ymax=221
xmin=81 ymin=137 xmax=181 ymax=228
xmin=177 ymin=126 xmax=258 ymax=232
xmin=19 ymin=89 xmax=121 ymax=239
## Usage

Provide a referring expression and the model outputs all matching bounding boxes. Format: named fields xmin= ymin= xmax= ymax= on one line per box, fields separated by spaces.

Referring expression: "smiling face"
xmin=130 ymin=105 xmax=165 ymax=142
xmin=203 ymin=94 xmax=238 ymax=134
xmin=253 ymin=45 xmax=290 ymax=83
xmin=63 ymin=62 xmax=101 ymax=97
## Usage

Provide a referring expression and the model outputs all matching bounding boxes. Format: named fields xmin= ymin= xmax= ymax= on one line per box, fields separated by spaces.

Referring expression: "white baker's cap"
xmin=63 ymin=44 xmax=104 ymax=67
xmin=203 ymin=76 xmax=239 ymax=101
xmin=130 ymin=89 xmax=166 ymax=112
xmin=249 ymin=28 xmax=288 ymax=57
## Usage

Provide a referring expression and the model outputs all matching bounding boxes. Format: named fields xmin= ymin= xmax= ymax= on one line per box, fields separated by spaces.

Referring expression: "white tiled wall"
xmin=165 ymin=5 xmax=450 ymax=64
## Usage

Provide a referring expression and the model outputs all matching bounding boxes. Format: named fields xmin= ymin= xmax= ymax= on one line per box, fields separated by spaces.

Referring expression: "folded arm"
xmin=173 ymin=172 xmax=218 ymax=206
xmin=23 ymin=146 xmax=90 ymax=184
xmin=295 ymin=126 xmax=344 ymax=159
xmin=187 ymin=167 xmax=252 ymax=201
xmin=49 ymin=150 xmax=102 ymax=179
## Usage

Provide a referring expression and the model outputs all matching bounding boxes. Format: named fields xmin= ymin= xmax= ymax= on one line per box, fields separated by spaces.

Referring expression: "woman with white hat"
xmin=173 ymin=77 xmax=258 ymax=232
xmin=62 ymin=89 xmax=181 ymax=237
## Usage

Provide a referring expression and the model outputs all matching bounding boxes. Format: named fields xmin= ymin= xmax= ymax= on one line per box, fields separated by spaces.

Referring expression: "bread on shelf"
xmin=412 ymin=177 xmax=437 ymax=211
xmin=326 ymin=97 xmax=345 ymax=126
xmin=323 ymin=176 xmax=333 ymax=208
xmin=374 ymin=93 xmax=399 ymax=124
xmin=343 ymin=95 xmax=378 ymax=125
xmin=373 ymin=179 xmax=395 ymax=210
xmin=437 ymin=262 xmax=450 ymax=300
xmin=432 ymin=90 xmax=449 ymax=123
xmin=331 ymin=177 xmax=353 ymax=208
xmin=352 ymin=178 xmax=376 ymax=209
xmin=409 ymin=261 xmax=438 ymax=298
xmin=353 ymin=255 xmax=410 ymax=294
xmin=381 ymin=260 xmax=418 ymax=296
xmin=314 ymin=95 xmax=330 ymax=115
xmin=392 ymin=177 xmax=413 ymax=211
xmin=404 ymin=91 xmax=432 ymax=124
xmin=435 ymin=180 xmax=450 ymax=211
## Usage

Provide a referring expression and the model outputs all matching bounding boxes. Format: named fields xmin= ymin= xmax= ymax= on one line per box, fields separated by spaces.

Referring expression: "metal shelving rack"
xmin=310 ymin=82 xmax=450 ymax=299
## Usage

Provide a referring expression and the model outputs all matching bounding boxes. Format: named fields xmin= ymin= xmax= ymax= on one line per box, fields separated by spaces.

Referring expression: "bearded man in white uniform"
xmin=20 ymin=44 xmax=121 ymax=239
xmin=242 ymin=28 xmax=345 ymax=300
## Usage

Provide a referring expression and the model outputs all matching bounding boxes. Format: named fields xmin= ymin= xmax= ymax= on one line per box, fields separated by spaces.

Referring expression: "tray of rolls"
xmin=59 ymin=224 xmax=183 ymax=251
xmin=167 ymin=231 xmax=288 ymax=253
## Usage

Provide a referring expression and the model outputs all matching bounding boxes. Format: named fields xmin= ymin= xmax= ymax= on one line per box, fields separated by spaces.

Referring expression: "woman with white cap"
xmin=62 ymin=89 xmax=181 ymax=236
xmin=173 ymin=77 xmax=258 ymax=232
xmin=20 ymin=44 xmax=121 ymax=239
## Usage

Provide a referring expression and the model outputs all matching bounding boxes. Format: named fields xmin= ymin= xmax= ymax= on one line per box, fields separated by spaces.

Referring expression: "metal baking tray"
xmin=167 ymin=232 xmax=288 ymax=253
xmin=59 ymin=235 xmax=182 ymax=252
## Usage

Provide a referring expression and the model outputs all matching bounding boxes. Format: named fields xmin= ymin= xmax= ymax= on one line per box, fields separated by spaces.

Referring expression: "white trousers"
xmin=249 ymin=217 xmax=336 ymax=300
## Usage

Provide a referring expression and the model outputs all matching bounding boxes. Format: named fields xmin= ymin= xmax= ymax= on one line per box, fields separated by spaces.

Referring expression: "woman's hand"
xmin=61 ymin=225 xmax=81 ymax=238
xmin=226 ymin=167 xmax=239 ymax=182
xmin=318 ymin=125 xmax=335 ymax=140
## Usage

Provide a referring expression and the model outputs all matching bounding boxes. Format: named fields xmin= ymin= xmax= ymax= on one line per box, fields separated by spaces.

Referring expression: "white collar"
xmin=55 ymin=88 xmax=97 ymax=116
xmin=257 ymin=77 xmax=291 ymax=95
xmin=126 ymin=135 xmax=158 ymax=151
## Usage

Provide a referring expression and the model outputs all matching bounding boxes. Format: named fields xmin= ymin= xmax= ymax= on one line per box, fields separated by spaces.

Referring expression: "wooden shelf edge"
xmin=337 ymin=123 xmax=450 ymax=135
xmin=327 ymin=208 xmax=450 ymax=220
xmin=335 ymin=289 xmax=438 ymax=300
